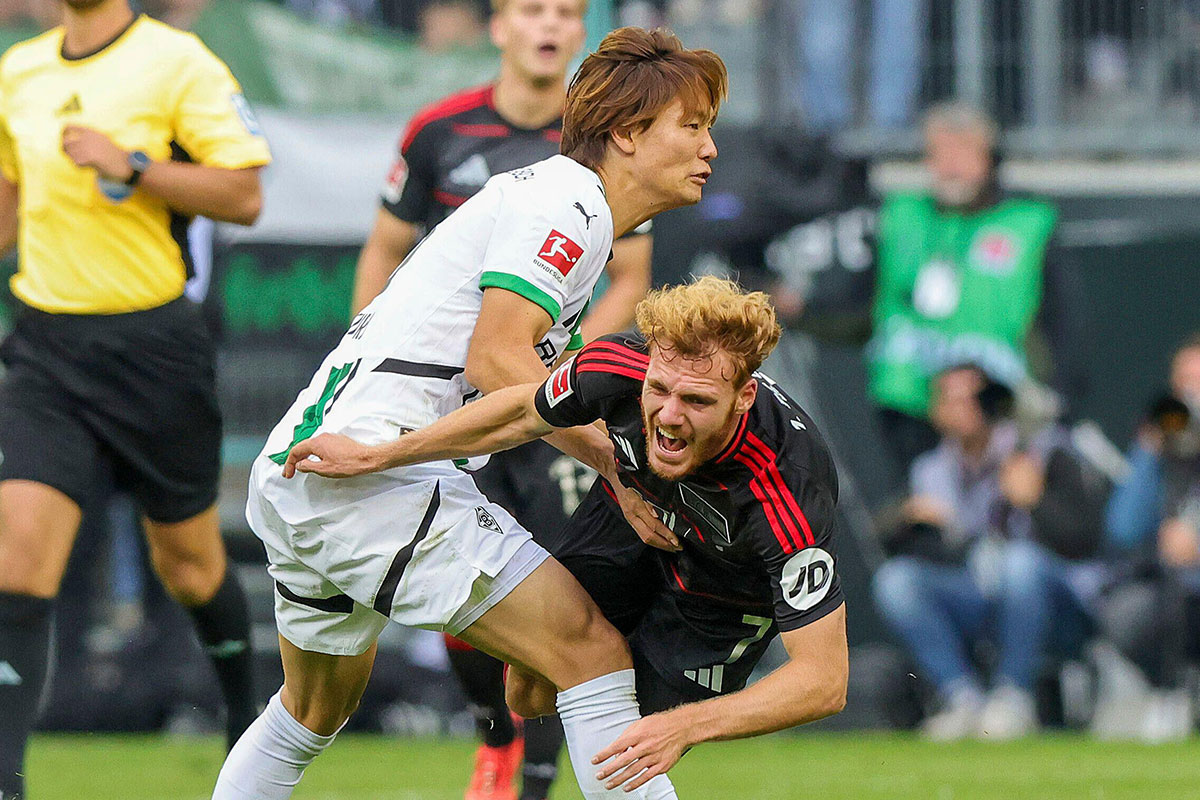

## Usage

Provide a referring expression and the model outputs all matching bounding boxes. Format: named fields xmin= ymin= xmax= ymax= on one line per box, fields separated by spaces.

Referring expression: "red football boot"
xmin=464 ymin=738 xmax=524 ymax=800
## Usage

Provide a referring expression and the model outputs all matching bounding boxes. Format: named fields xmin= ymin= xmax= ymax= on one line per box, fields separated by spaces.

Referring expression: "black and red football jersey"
xmin=534 ymin=333 xmax=844 ymax=633
xmin=381 ymin=84 xmax=562 ymax=231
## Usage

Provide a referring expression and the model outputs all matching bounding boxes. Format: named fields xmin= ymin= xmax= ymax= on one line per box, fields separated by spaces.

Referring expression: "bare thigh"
xmin=0 ymin=480 xmax=82 ymax=597
xmin=456 ymin=557 xmax=631 ymax=691
xmin=143 ymin=504 xmax=227 ymax=607
xmin=278 ymin=634 xmax=378 ymax=736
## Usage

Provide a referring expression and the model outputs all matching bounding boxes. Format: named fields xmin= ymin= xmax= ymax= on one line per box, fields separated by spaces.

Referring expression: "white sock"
xmin=212 ymin=691 xmax=337 ymax=799
xmin=556 ymin=669 xmax=679 ymax=800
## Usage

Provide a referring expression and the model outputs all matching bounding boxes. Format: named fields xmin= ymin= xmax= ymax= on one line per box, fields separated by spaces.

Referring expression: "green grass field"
xmin=25 ymin=732 xmax=1200 ymax=800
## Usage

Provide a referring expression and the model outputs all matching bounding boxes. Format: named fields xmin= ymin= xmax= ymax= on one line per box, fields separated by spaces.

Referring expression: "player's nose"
xmin=699 ymin=130 xmax=717 ymax=161
xmin=659 ymin=397 xmax=686 ymax=426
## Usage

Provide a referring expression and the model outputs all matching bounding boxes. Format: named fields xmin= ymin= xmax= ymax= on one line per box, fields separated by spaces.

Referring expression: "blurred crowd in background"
xmin=1 ymin=0 xmax=1198 ymax=749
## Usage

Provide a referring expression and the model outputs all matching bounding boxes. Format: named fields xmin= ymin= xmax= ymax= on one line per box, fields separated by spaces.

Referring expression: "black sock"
xmin=183 ymin=569 xmax=255 ymax=750
xmin=0 ymin=592 xmax=53 ymax=800
xmin=445 ymin=643 xmax=516 ymax=748
xmin=520 ymin=714 xmax=564 ymax=800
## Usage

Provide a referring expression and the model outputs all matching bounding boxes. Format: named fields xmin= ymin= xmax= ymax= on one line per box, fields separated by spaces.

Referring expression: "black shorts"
xmin=0 ymin=297 xmax=221 ymax=523
xmin=553 ymin=485 xmax=779 ymax=714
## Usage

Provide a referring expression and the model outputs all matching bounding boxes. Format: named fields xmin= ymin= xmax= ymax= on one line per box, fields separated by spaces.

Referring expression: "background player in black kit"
xmin=286 ymin=277 xmax=850 ymax=791
xmin=350 ymin=3 xmax=652 ymax=800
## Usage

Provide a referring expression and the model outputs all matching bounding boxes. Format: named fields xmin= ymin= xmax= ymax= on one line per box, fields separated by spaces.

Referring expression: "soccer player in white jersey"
xmin=212 ymin=28 xmax=726 ymax=800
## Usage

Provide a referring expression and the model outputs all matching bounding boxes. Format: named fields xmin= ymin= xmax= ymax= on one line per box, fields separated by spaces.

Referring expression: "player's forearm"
xmin=545 ymin=424 xmax=617 ymax=481
xmin=137 ymin=161 xmax=262 ymax=225
xmin=668 ymin=656 xmax=847 ymax=745
xmin=373 ymin=384 xmax=553 ymax=470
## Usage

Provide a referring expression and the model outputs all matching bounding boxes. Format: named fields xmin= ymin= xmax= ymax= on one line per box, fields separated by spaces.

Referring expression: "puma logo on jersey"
xmin=573 ymin=202 xmax=597 ymax=228
xmin=536 ymin=229 xmax=584 ymax=277
xmin=449 ymin=154 xmax=491 ymax=188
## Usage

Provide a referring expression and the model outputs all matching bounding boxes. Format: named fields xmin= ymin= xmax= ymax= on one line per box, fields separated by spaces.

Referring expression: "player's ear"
xmin=610 ymin=126 xmax=637 ymax=156
xmin=735 ymin=378 xmax=757 ymax=415
xmin=489 ymin=13 xmax=507 ymax=49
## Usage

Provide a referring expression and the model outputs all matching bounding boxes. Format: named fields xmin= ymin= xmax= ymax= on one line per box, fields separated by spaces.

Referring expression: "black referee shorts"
xmin=0 ymin=297 xmax=221 ymax=523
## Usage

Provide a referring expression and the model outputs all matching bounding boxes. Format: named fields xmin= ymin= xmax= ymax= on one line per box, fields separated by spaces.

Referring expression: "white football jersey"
xmin=261 ymin=155 xmax=613 ymax=463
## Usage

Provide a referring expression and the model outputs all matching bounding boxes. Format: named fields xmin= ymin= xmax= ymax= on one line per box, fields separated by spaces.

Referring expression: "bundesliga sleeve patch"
xmin=544 ymin=360 xmax=575 ymax=407
xmin=383 ymin=156 xmax=408 ymax=204
xmin=536 ymin=230 xmax=584 ymax=278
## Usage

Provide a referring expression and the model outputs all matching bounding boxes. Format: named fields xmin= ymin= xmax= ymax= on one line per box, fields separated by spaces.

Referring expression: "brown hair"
xmin=562 ymin=27 xmax=728 ymax=170
xmin=635 ymin=276 xmax=781 ymax=386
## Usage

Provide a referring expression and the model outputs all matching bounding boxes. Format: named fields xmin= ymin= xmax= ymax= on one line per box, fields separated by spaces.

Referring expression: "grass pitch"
xmin=27 ymin=732 xmax=1200 ymax=799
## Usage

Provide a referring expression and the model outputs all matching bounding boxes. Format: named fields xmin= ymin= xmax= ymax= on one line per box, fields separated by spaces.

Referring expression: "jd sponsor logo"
xmin=780 ymin=548 xmax=834 ymax=611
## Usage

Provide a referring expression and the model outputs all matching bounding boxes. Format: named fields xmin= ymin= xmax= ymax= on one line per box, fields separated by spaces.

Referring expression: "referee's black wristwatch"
xmin=124 ymin=150 xmax=150 ymax=186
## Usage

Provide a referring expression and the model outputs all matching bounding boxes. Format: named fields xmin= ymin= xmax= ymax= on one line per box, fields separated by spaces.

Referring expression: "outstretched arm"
xmin=283 ymin=383 xmax=551 ymax=479
xmin=592 ymin=604 xmax=848 ymax=791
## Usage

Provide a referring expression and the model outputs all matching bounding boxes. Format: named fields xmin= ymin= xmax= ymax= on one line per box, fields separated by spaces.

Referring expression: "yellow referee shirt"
xmin=0 ymin=15 xmax=272 ymax=314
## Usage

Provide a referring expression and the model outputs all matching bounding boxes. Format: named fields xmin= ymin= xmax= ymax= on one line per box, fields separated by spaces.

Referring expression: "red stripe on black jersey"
xmin=401 ymin=85 xmax=494 ymax=153
xmin=742 ymin=431 xmax=815 ymax=547
xmin=577 ymin=363 xmax=646 ymax=381
xmin=734 ymin=452 xmax=797 ymax=554
xmin=451 ymin=123 xmax=511 ymax=138
xmin=667 ymin=560 xmax=756 ymax=606
xmin=432 ymin=189 xmax=469 ymax=208
xmin=584 ymin=341 xmax=650 ymax=363
xmin=714 ymin=413 xmax=749 ymax=463
xmin=576 ymin=349 xmax=649 ymax=372
xmin=544 ymin=129 xmax=562 ymax=143
xmin=735 ymin=440 xmax=811 ymax=552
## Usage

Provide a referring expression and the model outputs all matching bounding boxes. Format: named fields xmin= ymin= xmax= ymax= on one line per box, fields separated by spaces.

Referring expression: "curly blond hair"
xmin=635 ymin=276 xmax=781 ymax=385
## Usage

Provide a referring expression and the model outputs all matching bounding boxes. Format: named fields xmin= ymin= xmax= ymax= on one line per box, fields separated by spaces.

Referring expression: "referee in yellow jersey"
xmin=0 ymin=2 xmax=271 ymax=796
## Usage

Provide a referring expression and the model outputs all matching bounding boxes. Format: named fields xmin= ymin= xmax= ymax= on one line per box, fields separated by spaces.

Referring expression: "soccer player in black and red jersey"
xmin=285 ymin=277 xmax=849 ymax=792
xmin=351 ymin=3 xmax=651 ymax=799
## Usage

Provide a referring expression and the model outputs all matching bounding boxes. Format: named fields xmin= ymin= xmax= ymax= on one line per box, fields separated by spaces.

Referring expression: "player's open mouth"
xmin=538 ymin=43 xmax=559 ymax=56
xmin=656 ymin=426 xmax=688 ymax=454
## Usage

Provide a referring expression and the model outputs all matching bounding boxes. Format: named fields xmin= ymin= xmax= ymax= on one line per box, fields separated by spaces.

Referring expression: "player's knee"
xmin=281 ymin=684 xmax=361 ymax=737
xmin=562 ymin=603 xmax=632 ymax=679
xmin=153 ymin=553 xmax=223 ymax=607
xmin=0 ymin=530 xmax=66 ymax=597
xmin=506 ymin=669 xmax=557 ymax=718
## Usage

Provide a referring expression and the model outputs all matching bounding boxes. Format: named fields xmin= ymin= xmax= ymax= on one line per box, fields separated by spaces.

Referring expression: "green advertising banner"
xmin=195 ymin=0 xmax=499 ymax=113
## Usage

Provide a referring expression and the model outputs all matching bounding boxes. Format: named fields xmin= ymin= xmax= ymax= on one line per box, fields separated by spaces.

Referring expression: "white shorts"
xmin=247 ymin=457 xmax=550 ymax=656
